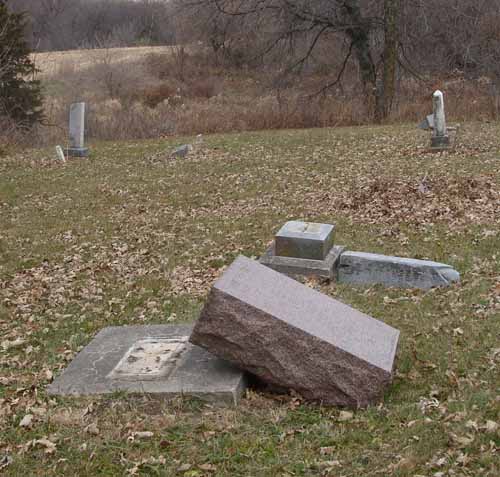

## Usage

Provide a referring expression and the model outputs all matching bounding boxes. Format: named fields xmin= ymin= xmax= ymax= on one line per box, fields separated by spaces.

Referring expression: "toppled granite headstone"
xmin=190 ymin=256 xmax=400 ymax=408
xmin=48 ymin=325 xmax=247 ymax=405
xmin=337 ymin=251 xmax=460 ymax=289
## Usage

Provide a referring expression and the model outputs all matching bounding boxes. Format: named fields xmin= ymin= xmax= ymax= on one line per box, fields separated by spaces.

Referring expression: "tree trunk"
xmin=376 ymin=0 xmax=400 ymax=122
xmin=342 ymin=1 xmax=378 ymax=114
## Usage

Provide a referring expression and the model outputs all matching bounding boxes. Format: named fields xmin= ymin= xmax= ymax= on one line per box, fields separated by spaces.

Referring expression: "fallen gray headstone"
xmin=67 ymin=102 xmax=89 ymax=157
xmin=418 ymin=114 xmax=435 ymax=131
xmin=190 ymin=256 xmax=400 ymax=408
xmin=171 ymin=144 xmax=192 ymax=158
xmin=338 ymin=251 xmax=460 ymax=289
xmin=48 ymin=325 xmax=247 ymax=405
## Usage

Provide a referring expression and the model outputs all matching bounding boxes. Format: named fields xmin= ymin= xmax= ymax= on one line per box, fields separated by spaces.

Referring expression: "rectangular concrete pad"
xmin=190 ymin=256 xmax=400 ymax=408
xmin=275 ymin=221 xmax=335 ymax=260
xmin=47 ymin=325 xmax=247 ymax=405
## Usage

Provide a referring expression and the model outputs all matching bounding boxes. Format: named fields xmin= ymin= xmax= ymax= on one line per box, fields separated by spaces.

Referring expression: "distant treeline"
xmin=7 ymin=0 xmax=175 ymax=51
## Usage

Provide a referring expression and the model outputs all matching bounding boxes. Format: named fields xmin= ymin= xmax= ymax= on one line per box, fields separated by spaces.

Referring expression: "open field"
xmin=0 ymin=123 xmax=499 ymax=476
xmin=32 ymin=46 xmax=179 ymax=79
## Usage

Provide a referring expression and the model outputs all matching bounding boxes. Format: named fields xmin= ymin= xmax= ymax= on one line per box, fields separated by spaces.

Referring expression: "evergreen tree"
xmin=0 ymin=0 xmax=43 ymax=126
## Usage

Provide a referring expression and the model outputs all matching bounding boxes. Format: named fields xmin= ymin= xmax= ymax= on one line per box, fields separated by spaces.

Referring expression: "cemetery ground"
xmin=1 ymin=123 xmax=499 ymax=476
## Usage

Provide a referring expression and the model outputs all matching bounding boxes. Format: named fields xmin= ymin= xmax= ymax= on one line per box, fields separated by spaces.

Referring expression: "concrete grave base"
xmin=66 ymin=147 xmax=89 ymax=157
xmin=259 ymin=242 xmax=345 ymax=279
xmin=430 ymin=135 xmax=451 ymax=150
xmin=338 ymin=251 xmax=460 ymax=289
xmin=47 ymin=325 xmax=247 ymax=405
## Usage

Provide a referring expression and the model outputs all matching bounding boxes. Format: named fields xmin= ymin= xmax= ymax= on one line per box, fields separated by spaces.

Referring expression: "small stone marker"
xmin=55 ymin=145 xmax=66 ymax=163
xmin=431 ymin=90 xmax=450 ymax=149
xmin=275 ymin=221 xmax=335 ymax=260
xmin=171 ymin=144 xmax=192 ymax=158
xmin=190 ymin=255 xmax=400 ymax=408
xmin=260 ymin=220 xmax=344 ymax=279
xmin=47 ymin=325 xmax=247 ymax=405
xmin=418 ymin=114 xmax=435 ymax=131
xmin=67 ymin=102 xmax=89 ymax=157
xmin=338 ymin=251 xmax=460 ymax=289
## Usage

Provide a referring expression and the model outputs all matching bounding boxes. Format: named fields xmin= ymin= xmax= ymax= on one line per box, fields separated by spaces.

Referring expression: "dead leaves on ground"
xmin=0 ymin=123 xmax=499 ymax=475
xmin=337 ymin=175 xmax=499 ymax=228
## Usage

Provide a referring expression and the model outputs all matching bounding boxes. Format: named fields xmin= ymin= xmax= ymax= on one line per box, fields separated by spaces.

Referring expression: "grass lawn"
xmin=0 ymin=123 xmax=499 ymax=476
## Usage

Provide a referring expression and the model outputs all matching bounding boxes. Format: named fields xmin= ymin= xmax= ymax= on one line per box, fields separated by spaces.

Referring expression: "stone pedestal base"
xmin=259 ymin=242 xmax=345 ymax=279
xmin=430 ymin=135 xmax=450 ymax=150
xmin=67 ymin=147 xmax=89 ymax=157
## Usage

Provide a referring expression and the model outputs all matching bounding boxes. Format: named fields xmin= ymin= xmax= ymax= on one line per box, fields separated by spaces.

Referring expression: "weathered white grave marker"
xmin=55 ymin=145 xmax=66 ymax=163
xmin=431 ymin=90 xmax=450 ymax=149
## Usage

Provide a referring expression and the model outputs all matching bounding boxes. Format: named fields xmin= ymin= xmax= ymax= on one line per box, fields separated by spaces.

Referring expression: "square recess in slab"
xmin=47 ymin=325 xmax=247 ymax=405
xmin=275 ymin=221 xmax=335 ymax=260
xmin=108 ymin=337 xmax=188 ymax=380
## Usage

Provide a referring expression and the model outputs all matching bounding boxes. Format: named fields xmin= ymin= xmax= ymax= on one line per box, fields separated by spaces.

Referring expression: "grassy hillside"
xmin=0 ymin=124 xmax=499 ymax=476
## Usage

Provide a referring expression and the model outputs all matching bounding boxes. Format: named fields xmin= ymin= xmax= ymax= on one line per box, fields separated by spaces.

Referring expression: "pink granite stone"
xmin=190 ymin=256 xmax=400 ymax=408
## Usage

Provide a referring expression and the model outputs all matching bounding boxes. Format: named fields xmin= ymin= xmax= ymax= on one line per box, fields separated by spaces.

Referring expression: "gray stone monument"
xmin=431 ymin=90 xmax=450 ymax=149
xmin=259 ymin=220 xmax=345 ymax=279
xmin=337 ymin=251 xmax=460 ymax=289
xmin=190 ymin=256 xmax=400 ymax=408
xmin=67 ymin=102 xmax=89 ymax=157
xmin=47 ymin=325 xmax=247 ymax=405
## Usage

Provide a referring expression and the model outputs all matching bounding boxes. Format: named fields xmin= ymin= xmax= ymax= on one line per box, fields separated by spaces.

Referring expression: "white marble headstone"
xmin=69 ymin=102 xmax=85 ymax=149
xmin=432 ymin=90 xmax=447 ymax=137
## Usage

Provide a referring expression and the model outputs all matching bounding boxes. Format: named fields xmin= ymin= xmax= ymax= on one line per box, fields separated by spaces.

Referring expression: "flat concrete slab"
xmin=260 ymin=242 xmax=345 ymax=279
xmin=338 ymin=251 xmax=460 ymax=289
xmin=47 ymin=325 xmax=247 ymax=405
xmin=275 ymin=221 xmax=335 ymax=260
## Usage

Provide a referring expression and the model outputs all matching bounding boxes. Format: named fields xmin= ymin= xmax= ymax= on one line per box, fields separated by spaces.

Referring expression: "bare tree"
xmin=178 ymin=0 xmax=401 ymax=120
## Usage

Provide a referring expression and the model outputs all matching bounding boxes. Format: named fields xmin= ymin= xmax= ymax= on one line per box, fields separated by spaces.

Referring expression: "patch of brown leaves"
xmin=169 ymin=265 xmax=223 ymax=297
xmin=336 ymin=175 xmax=499 ymax=227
